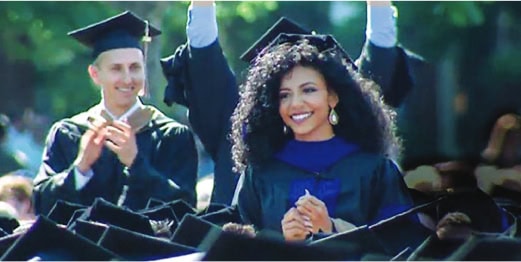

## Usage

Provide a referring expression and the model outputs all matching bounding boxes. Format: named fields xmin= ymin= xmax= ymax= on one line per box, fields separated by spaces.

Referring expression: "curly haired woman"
xmin=231 ymin=34 xmax=414 ymax=241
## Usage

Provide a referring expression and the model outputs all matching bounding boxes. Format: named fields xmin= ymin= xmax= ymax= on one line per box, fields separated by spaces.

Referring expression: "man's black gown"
xmin=33 ymin=105 xmax=198 ymax=215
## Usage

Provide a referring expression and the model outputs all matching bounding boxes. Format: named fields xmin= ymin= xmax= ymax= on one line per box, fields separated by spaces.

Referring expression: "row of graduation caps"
xmin=0 ymin=188 xmax=520 ymax=261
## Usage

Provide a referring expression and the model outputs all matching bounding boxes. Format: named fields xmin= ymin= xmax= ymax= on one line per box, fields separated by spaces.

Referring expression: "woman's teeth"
xmin=291 ymin=113 xmax=312 ymax=121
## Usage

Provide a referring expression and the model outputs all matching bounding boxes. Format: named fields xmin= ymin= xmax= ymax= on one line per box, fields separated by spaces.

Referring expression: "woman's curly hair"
xmin=230 ymin=39 xmax=401 ymax=174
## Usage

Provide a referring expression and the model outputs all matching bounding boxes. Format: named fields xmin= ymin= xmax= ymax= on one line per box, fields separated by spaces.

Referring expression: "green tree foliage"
xmin=1 ymin=1 xmax=521 ymax=162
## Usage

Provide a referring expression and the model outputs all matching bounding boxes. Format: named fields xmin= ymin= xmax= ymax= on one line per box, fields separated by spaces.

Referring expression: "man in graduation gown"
xmin=33 ymin=11 xmax=198 ymax=215
xmin=161 ymin=0 xmax=417 ymax=206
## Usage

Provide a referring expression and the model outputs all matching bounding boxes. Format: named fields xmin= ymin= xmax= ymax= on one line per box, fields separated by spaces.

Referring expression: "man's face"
xmin=90 ymin=48 xmax=145 ymax=114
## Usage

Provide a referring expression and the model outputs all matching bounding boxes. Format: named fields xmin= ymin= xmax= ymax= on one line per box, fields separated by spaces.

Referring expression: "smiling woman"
xmin=231 ymin=34 xmax=414 ymax=242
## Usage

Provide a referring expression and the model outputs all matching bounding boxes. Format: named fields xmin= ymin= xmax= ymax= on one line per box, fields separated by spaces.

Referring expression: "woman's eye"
xmin=279 ymin=93 xmax=289 ymax=100
xmin=303 ymin=87 xmax=317 ymax=93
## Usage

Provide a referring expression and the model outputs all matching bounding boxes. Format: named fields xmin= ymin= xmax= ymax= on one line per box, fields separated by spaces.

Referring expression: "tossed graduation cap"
xmin=1 ymin=216 xmax=120 ymax=261
xmin=97 ymin=223 xmax=197 ymax=260
xmin=68 ymin=10 xmax=161 ymax=58
xmin=240 ymin=16 xmax=310 ymax=62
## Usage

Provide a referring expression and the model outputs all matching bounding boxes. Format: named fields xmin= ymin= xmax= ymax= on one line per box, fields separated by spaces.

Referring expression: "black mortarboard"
xmin=310 ymin=225 xmax=389 ymax=260
xmin=170 ymin=214 xmax=222 ymax=250
xmin=68 ymin=219 xmax=109 ymax=243
xmin=0 ymin=231 xmax=23 ymax=255
xmin=197 ymin=202 xmax=229 ymax=216
xmin=97 ymin=224 xmax=196 ymax=260
xmin=405 ymin=234 xmax=468 ymax=261
xmin=366 ymin=197 xmax=444 ymax=255
xmin=77 ymin=197 xmax=154 ymax=236
xmin=201 ymin=229 xmax=347 ymax=261
xmin=139 ymin=203 xmax=178 ymax=222
xmin=47 ymin=200 xmax=87 ymax=226
xmin=138 ymin=204 xmax=179 ymax=237
xmin=0 ymin=216 xmax=19 ymax=235
xmin=68 ymin=10 xmax=161 ymax=58
xmin=198 ymin=205 xmax=243 ymax=226
xmin=447 ymin=235 xmax=521 ymax=260
xmin=269 ymin=33 xmax=355 ymax=64
xmin=146 ymin=197 xmax=166 ymax=209
xmin=1 ymin=216 xmax=120 ymax=261
xmin=430 ymin=188 xmax=511 ymax=233
xmin=240 ymin=17 xmax=310 ymax=62
xmin=163 ymin=199 xmax=197 ymax=223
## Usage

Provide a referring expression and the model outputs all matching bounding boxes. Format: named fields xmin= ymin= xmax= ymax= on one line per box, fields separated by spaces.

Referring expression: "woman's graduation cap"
xmin=239 ymin=16 xmax=355 ymax=67
xmin=68 ymin=10 xmax=161 ymax=59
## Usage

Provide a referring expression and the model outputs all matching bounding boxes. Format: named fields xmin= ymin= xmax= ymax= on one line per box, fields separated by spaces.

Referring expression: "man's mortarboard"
xmin=68 ymin=10 xmax=161 ymax=58
xmin=240 ymin=17 xmax=310 ymax=62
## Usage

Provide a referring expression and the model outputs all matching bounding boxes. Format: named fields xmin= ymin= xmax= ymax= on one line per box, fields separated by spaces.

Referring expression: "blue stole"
xmin=274 ymin=137 xmax=359 ymax=217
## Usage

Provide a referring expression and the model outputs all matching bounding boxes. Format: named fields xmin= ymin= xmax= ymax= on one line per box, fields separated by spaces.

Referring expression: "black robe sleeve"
xmin=237 ymin=168 xmax=263 ymax=229
xmin=161 ymin=40 xmax=239 ymax=205
xmin=125 ymin=123 xmax=198 ymax=207
xmin=357 ymin=41 xmax=415 ymax=108
xmin=185 ymin=40 xmax=239 ymax=205
xmin=33 ymin=121 xmax=90 ymax=215
xmin=369 ymin=159 xmax=413 ymax=223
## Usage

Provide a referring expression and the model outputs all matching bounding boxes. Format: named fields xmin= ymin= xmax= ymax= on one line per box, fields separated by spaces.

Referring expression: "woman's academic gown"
xmin=162 ymin=39 xmax=414 ymax=206
xmin=33 ymin=105 xmax=198 ymax=215
xmin=238 ymin=152 xmax=413 ymax=233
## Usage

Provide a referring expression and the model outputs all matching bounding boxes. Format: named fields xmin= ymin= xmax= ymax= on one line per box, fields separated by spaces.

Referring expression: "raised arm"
xmin=357 ymin=0 xmax=416 ymax=108
xmin=161 ymin=0 xmax=239 ymax=205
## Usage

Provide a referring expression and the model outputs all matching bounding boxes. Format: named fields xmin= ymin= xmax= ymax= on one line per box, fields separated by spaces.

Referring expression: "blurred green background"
xmin=1 ymin=1 xmax=520 ymax=170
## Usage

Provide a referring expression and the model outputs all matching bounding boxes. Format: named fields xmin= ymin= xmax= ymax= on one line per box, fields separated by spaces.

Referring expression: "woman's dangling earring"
xmin=329 ymin=108 xmax=339 ymax=126
xmin=283 ymin=125 xmax=288 ymax=134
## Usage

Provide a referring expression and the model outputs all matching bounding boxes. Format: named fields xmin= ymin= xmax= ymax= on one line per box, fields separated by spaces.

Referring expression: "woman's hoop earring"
xmin=329 ymin=108 xmax=339 ymax=126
